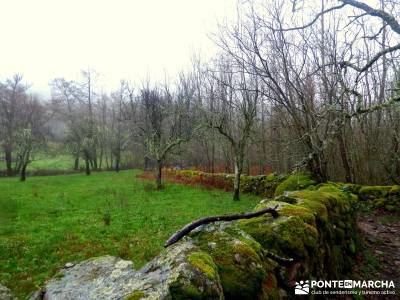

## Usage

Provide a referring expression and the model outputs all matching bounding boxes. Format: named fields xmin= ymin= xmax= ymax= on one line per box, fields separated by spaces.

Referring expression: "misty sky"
xmin=0 ymin=0 xmax=236 ymax=96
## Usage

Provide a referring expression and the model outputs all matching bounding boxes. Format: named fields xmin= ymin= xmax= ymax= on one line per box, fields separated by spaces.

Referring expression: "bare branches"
xmin=340 ymin=0 xmax=400 ymax=35
xmin=340 ymin=43 xmax=400 ymax=73
xmin=273 ymin=3 xmax=346 ymax=32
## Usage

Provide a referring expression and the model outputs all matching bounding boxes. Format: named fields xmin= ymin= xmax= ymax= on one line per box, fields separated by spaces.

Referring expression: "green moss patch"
xmin=187 ymin=252 xmax=218 ymax=280
xmin=274 ymin=172 xmax=317 ymax=196
xmin=124 ymin=291 xmax=145 ymax=300
xmin=193 ymin=230 xmax=267 ymax=300
xmin=358 ymin=186 xmax=392 ymax=201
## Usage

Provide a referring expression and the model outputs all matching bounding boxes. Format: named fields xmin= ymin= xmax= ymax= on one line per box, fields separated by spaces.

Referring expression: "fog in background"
xmin=0 ymin=0 xmax=236 ymax=96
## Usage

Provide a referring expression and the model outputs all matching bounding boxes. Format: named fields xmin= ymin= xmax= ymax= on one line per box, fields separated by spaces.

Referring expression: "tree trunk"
xmin=233 ymin=156 xmax=243 ymax=201
xmin=20 ymin=163 xmax=27 ymax=182
xmin=99 ymin=149 xmax=103 ymax=170
xmin=156 ymin=160 xmax=163 ymax=190
xmin=4 ymin=146 xmax=12 ymax=176
xmin=93 ymin=149 xmax=98 ymax=170
xmin=74 ymin=156 xmax=79 ymax=170
xmin=337 ymin=133 xmax=354 ymax=183
xmin=85 ymin=158 xmax=91 ymax=175
xmin=115 ymin=156 xmax=120 ymax=173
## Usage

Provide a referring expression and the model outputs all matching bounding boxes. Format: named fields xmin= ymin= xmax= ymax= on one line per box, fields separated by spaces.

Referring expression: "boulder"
xmin=0 ymin=284 xmax=14 ymax=300
xmin=40 ymin=242 xmax=223 ymax=300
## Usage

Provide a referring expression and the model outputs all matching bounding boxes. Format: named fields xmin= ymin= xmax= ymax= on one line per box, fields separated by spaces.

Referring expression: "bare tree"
xmin=0 ymin=75 xmax=28 ymax=176
xmin=205 ymin=59 xmax=260 ymax=200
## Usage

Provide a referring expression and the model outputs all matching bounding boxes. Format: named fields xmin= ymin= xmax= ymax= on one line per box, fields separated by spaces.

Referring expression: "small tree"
xmin=205 ymin=61 xmax=260 ymax=200
xmin=144 ymin=87 xmax=192 ymax=189
xmin=126 ymin=83 xmax=195 ymax=189
xmin=15 ymin=129 xmax=33 ymax=181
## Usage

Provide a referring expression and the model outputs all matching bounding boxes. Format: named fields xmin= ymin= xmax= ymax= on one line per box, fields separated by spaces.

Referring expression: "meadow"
xmin=0 ymin=154 xmax=81 ymax=172
xmin=0 ymin=170 xmax=260 ymax=298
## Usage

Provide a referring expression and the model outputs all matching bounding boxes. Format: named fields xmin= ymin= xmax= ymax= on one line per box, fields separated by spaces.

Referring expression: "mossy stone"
xmin=193 ymin=230 xmax=266 ymax=300
xmin=124 ymin=291 xmax=145 ymax=300
xmin=358 ymin=186 xmax=391 ymax=201
xmin=187 ymin=251 xmax=218 ymax=280
xmin=389 ymin=185 xmax=400 ymax=196
xmin=274 ymin=172 xmax=317 ymax=196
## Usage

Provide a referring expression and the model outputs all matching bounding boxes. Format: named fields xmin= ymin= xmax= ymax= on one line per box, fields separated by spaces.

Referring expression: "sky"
xmin=0 ymin=0 xmax=237 ymax=96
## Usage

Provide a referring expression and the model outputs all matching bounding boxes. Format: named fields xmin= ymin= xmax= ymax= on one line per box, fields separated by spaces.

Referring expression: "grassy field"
xmin=0 ymin=154 xmax=80 ymax=171
xmin=0 ymin=170 xmax=259 ymax=298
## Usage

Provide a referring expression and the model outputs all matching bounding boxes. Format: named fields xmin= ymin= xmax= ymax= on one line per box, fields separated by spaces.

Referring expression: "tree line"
xmin=1 ymin=0 xmax=399 ymax=200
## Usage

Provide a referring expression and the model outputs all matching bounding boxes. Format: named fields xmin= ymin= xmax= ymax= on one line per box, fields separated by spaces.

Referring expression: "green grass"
xmin=0 ymin=170 xmax=259 ymax=298
xmin=29 ymin=154 xmax=80 ymax=170
xmin=0 ymin=154 xmax=80 ymax=171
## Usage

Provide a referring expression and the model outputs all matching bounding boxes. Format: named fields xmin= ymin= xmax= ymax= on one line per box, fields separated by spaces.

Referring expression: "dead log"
xmin=164 ymin=205 xmax=279 ymax=247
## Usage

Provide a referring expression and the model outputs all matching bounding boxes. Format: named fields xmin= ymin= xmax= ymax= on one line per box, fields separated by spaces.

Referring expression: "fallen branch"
xmin=164 ymin=206 xmax=279 ymax=247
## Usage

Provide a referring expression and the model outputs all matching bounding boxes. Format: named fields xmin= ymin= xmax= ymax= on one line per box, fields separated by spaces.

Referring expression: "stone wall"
xmin=162 ymin=169 xmax=289 ymax=197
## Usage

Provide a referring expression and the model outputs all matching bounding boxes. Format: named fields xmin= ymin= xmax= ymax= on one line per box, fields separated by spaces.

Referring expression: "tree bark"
xmin=4 ymin=146 xmax=12 ymax=176
xmin=337 ymin=132 xmax=354 ymax=183
xmin=233 ymin=155 xmax=243 ymax=201
xmin=20 ymin=163 xmax=27 ymax=181
xmin=156 ymin=160 xmax=163 ymax=189
xmin=115 ymin=156 xmax=120 ymax=173
xmin=74 ymin=156 xmax=79 ymax=170
xmin=85 ymin=158 xmax=91 ymax=175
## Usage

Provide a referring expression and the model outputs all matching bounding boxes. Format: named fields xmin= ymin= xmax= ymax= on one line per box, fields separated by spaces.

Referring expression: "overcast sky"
xmin=0 ymin=0 xmax=236 ymax=96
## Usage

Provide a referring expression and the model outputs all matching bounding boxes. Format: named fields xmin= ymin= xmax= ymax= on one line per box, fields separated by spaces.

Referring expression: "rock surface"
xmin=0 ymin=284 xmax=14 ymax=300
xmin=40 ymin=242 xmax=223 ymax=300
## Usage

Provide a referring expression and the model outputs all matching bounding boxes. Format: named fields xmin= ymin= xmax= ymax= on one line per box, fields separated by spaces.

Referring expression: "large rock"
xmin=40 ymin=242 xmax=223 ymax=300
xmin=0 ymin=284 xmax=14 ymax=300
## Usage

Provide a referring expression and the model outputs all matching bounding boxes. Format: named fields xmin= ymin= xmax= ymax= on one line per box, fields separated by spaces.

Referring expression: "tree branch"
xmin=340 ymin=43 xmax=400 ymax=73
xmin=340 ymin=0 xmax=400 ymax=35
xmin=164 ymin=206 xmax=279 ymax=247
xmin=273 ymin=4 xmax=346 ymax=32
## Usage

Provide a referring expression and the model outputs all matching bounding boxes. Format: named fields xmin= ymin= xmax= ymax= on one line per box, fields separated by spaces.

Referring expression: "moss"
xmin=274 ymin=194 xmax=298 ymax=204
xmin=238 ymin=215 xmax=318 ymax=260
xmin=124 ymin=291 xmax=145 ymax=300
xmin=373 ymin=198 xmax=386 ymax=208
xmin=389 ymin=185 xmax=400 ymax=196
xmin=287 ymin=191 xmax=329 ymax=222
xmin=274 ymin=172 xmax=317 ymax=196
xmin=334 ymin=227 xmax=345 ymax=243
xmin=288 ymin=186 xmax=355 ymax=218
xmin=53 ymin=272 xmax=65 ymax=280
xmin=187 ymin=251 xmax=218 ymax=280
xmin=240 ymin=174 xmax=283 ymax=197
xmin=169 ymin=281 xmax=203 ymax=300
xmin=278 ymin=204 xmax=316 ymax=226
xmin=266 ymin=173 xmax=276 ymax=181
xmin=193 ymin=230 xmax=266 ymax=300
xmin=358 ymin=186 xmax=392 ymax=201
xmin=385 ymin=204 xmax=398 ymax=212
